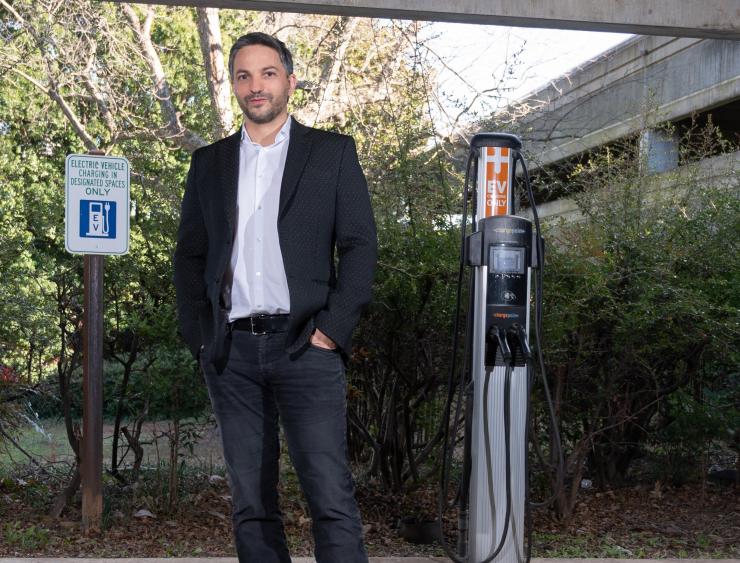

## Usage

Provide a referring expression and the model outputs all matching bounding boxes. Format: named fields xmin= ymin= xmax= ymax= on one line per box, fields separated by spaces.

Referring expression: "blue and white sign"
xmin=80 ymin=200 xmax=117 ymax=239
xmin=65 ymin=154 xmax=129 ymax=255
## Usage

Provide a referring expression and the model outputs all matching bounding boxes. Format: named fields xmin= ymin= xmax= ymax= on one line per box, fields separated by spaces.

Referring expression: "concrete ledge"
xmin=108 ymin=0 xmax=740 ymax=40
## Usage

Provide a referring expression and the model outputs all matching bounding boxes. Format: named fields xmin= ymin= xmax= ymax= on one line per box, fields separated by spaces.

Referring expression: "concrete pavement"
xmin=1 ymin=560 xmax=446 ymax=563
xmin=0 ymin=559 xmax=447 ymax=563
xmin=0 ymin=560 xmax=448 ymax=563
xmin=1 ymin=559 xmax=738 ymax=563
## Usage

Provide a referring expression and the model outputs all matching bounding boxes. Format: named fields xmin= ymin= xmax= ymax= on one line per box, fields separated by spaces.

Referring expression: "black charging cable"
xmin=436 ymin=149 xmax=476 ymax=563
xmin=516 ymin=153 xmax=565 ymax=509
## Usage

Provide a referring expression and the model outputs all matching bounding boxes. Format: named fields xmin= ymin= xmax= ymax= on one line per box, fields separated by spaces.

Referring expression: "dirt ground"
xmin=0 ymin=469 xmax=738 ymax=558
xmin=1 ymin=419 xmax=738 ymax=558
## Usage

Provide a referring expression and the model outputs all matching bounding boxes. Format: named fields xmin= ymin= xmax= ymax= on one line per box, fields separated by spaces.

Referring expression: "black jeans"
xmin=202 ymin=330 xmax=368 ymax=563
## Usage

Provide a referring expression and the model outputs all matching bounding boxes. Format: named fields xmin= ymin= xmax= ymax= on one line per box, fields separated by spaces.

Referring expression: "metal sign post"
xmin=65 ymin=151 xmax=130 ymax=534
xmin=82 ymin=252 xmax=104 ymax=534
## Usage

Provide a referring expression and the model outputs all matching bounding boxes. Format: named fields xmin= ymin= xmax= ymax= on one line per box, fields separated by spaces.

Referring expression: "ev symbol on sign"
xmin=80 ymin=200 xmax=116 ymax=239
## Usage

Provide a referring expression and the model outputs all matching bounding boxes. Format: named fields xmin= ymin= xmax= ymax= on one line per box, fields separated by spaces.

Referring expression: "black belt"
xmin=230 ymin=314 xmax=289 ymax=335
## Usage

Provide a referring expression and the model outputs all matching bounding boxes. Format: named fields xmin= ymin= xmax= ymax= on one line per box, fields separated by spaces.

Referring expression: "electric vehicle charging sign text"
xmin=65 ymin=154 xmax=129 ymax=255
xmin=484 ymin=146 xmax=511 ymax=217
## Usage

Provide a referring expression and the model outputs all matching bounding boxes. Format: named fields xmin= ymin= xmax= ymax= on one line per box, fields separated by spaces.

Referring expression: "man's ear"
xmin=288 ymin=73 xmax=297 ymax=96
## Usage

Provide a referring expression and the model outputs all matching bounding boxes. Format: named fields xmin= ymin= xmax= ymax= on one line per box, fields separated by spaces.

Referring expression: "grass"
xmin=0 ymin=417 xmax=225 ymax=470
xmin=0 ymin=418 xmax=75 ymax=466
xmin=534 ymin=531 xmax=650 ymax=558
xmin=533 ymin=527 xmax=737 ymax=559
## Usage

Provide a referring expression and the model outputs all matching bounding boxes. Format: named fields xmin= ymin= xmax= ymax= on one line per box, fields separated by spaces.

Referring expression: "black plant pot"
xmin=398 ymin=517 xmax=440 ymax=544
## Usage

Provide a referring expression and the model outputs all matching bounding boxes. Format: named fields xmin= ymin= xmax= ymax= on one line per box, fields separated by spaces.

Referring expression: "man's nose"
xmin=249 ymin=78 xmax=263 ymax=93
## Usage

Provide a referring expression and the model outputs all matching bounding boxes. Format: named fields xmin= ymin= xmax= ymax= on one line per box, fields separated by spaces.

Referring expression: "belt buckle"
xmin=250 ymin=316 xmax=266 ymax=335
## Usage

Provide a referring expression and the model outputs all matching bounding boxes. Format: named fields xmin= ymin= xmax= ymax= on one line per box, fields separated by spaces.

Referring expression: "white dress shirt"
xmin=227 ymin=117 xmax=292 ymax=321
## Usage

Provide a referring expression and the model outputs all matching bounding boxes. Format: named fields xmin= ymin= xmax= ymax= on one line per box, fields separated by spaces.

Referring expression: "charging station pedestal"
xmin=466 ymin=134 xmax=531 ymax=563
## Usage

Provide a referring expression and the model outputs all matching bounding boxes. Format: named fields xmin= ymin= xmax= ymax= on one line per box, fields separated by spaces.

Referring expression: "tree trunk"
xmin=196 ymin=7 xmax=234 ymax=140
xmin=111 ymin=336 xmax=138 ymax=477
xmin=49 ymin=464 xmax=81 ymax=519
xmin=122 ymin=402 xmax=148 ymax=483
xmin=312 ymin=17 xmax=360 ymax=125
xmin=168 ymin=418 xmax=180 ymax=511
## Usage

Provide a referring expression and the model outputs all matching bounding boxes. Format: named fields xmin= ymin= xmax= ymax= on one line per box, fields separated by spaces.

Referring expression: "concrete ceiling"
xmin=111 ymin=0 xmax=740 ymax=39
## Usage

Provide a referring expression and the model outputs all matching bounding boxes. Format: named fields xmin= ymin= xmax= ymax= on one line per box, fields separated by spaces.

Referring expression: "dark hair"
xmin=228 ymin=32 xmax=294 ymax=78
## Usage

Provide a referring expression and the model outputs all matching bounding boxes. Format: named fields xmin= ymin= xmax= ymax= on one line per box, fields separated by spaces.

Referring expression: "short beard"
xmin=239 ymin=94 xmax=288 ymax=125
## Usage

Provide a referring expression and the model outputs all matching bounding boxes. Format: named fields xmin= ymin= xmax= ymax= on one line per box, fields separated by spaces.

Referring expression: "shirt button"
xmin=256 ymin=272 xmax=261 ymax=276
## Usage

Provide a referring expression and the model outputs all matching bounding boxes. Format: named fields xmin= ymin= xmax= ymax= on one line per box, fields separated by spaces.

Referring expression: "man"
xmin=173 ymin=32 xmax=376 ymax=563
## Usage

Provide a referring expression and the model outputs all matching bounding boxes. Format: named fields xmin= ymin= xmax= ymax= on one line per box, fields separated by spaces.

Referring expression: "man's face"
xmin=232 ymin=44 xmax=296 ymax=126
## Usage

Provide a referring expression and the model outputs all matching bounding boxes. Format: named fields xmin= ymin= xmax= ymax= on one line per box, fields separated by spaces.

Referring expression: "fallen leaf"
xmin=208 ymin=510 xmax=227 ymax=520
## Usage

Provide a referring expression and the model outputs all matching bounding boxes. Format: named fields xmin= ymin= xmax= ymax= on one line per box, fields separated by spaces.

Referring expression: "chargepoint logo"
xmin=494 ymin=227 xmax=527 ymax=235
xmin=493 ymin=312 xmax=519 ymax=319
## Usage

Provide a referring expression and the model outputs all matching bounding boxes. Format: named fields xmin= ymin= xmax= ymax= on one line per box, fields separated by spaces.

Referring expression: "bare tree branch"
xmin=121 ymin=3 xmax=206 ymax=152
xmin=81 ymin=43 xmax=118 ymax=137
xmin=313 ymin=17 xmax=359 ymax=124
xmin=0 ymin=421 xmax=50 ymax=474
xmin=1 ymin=0 xmax=99 ymax=150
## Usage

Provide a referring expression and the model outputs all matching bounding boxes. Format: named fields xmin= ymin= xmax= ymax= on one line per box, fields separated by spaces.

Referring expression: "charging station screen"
xmin=491 ymin=247 xmax=524 ymax=274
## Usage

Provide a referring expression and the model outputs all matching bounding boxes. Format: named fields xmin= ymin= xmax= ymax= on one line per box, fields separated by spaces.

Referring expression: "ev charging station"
xmin=466 ymin=134 xmax=534 ymax=563
xmin=440 ymin=132 xmax=551 ymax=563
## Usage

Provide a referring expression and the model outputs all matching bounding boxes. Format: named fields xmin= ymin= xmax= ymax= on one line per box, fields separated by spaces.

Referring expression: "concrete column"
xmin=639 ymin=128 xmax=679 ymax=174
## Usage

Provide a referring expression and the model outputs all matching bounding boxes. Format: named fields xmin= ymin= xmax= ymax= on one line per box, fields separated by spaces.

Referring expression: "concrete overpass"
xmin=508 ymin=35 xmax=740 ymax=224
xmin=525 ymin=149 xmax=740 ymax=224
xmin=511 ymin=35 xmax=740 ymax=169
xmin=112 ymin=0 xmax=740 ymax=39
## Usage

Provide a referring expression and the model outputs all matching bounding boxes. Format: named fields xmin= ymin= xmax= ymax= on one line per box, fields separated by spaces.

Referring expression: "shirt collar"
xmin=241 ymin=116 xmax=292 ymax=147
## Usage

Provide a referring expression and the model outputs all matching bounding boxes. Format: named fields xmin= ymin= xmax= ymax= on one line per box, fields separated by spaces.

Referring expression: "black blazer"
xmin=173 ymin=119 xmax=377 ymax=371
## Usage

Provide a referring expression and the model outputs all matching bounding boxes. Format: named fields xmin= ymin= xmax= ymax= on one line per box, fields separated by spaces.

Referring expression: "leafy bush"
xmin=534 ymin=123 xmax=739 ymax=516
